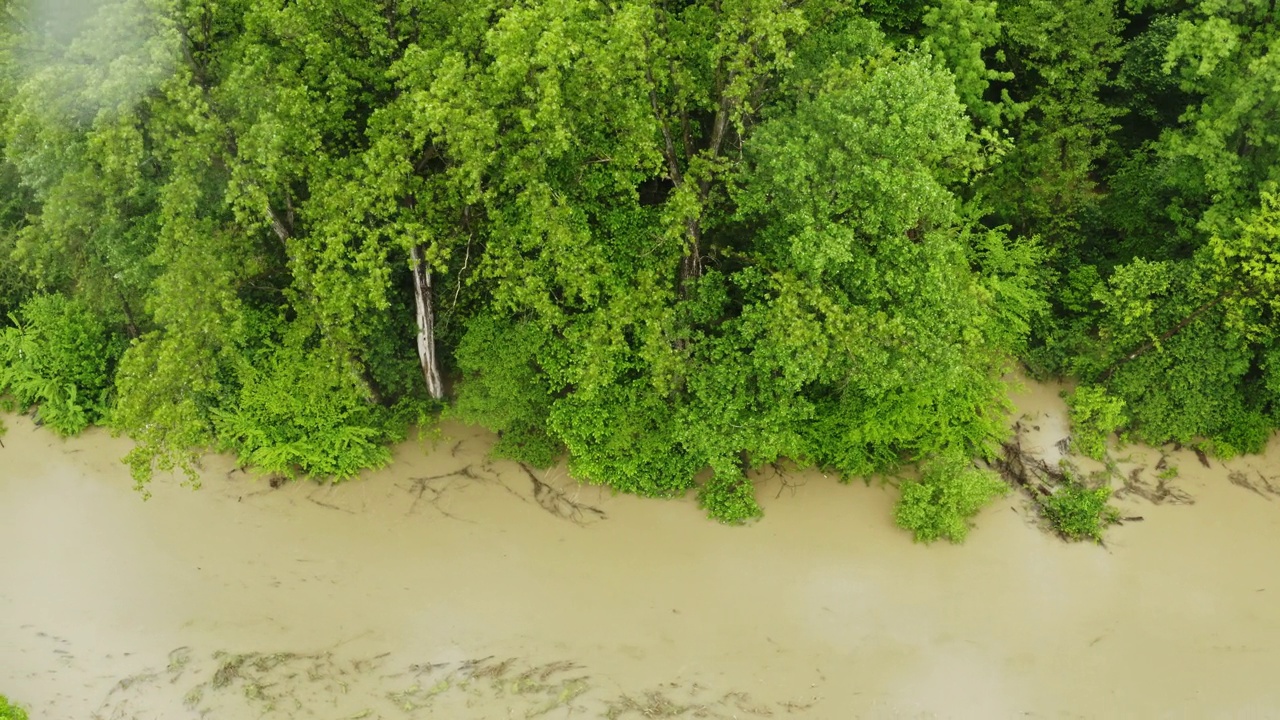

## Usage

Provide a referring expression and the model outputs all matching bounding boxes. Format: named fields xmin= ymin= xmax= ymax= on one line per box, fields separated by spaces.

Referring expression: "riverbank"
xmin=2 ymin=378 xmax=1279 ymax=718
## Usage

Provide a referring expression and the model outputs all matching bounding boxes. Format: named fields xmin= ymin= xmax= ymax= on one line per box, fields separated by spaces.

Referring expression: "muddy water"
xmin=2 ymin=379 xmax=1280 ymax=719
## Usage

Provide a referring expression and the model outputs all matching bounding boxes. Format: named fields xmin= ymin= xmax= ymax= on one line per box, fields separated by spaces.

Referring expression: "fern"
xmin=0 ymin=295 xmax=119 ymax=435
xmin=214 ymin=332 xmax=399 ymax=481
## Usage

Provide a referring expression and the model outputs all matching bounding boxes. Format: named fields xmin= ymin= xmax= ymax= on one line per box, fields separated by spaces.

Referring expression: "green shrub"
xmin=1101 ymin=306 xmax=1270 ymax=455
xmin=698 ymin=463 xmax=763 ymax=525
xmin=213 ymin=335 xmax=399 ymax=480
xmin=1208 ymin=407 xmax=1272 ymax=459
xmin=894 ymin=451 xmax=1008 ymax=543
xmin=1066 ymin=384 xmax=1126 ymax=460
xmin=0 ymin=293 xmax=122 ymax=435
xmin=452 ymin=315 xmax=563 ymax=467
xmin=1040 ymin=482 xmax=1119 ymax=543
xmin=0 ymin=694 xmax=29 ymax=720
xmin=551 ymin=380 xmax=702 ymax=499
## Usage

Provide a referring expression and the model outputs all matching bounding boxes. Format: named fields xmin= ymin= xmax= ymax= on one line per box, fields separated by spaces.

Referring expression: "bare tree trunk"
xmin=410 ymin=244 xmax=445 ymax=400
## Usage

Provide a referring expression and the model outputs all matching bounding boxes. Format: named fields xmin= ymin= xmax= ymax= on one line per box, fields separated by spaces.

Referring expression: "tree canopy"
xmin=0 ymin=0 xmax=1275 ymax=530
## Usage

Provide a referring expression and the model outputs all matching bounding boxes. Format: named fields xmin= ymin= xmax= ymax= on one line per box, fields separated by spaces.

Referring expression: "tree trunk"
xmin=410 ymin=244 xmax=445 ymax=400
xmin=679 ymin=228 xmax=702 ymax=295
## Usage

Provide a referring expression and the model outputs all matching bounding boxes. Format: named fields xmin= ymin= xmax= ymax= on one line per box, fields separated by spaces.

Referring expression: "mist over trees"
xmin=0 ymin=0 xmax=1275 ymax=525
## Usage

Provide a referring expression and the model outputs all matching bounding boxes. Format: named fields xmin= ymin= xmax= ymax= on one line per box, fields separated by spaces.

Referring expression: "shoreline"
xmin=3 ymin=380 xmax=1280 ymax=718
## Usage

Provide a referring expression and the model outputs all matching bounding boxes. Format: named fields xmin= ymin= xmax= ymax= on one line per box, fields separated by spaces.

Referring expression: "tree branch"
xmin=646 ymin=69 xmax=685 ymax=187
xmin=265 ymin=202 xmax=291 ymax=243
xmin=1100 ymin=291 xmax=1231 ymax=382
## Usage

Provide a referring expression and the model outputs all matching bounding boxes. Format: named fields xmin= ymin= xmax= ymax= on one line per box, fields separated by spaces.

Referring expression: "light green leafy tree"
xmin=441 ymin=5 xmax=1039 ymax=521
xmin=895 ymin=451 xmax=1009 ymax=543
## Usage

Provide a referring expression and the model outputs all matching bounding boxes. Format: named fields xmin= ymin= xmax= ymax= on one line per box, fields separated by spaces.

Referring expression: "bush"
xmin=213 ymin=336 xmax=399 ymax=480
xmin=894 ymin=451 xmax=1008 ymax=543
xmin=0 ymin=695 xmax=29 ymax=720
xmin=452 ymin=315 xmax=562 ymax=467
xmin=698 ymin=463 xmax=763 ymax=525
xmin=551 ymin=380 xmax=702 ymax=499
xmin=1208 ymin=406 xmax=1272 ymax=459
xmin=0 ymin=293 xmax=122 ymax=435
xmin=1066 ymin=384 xmax=1126 ymax=460
xmin=1041 ymin=482 xmax=1119 ymax=542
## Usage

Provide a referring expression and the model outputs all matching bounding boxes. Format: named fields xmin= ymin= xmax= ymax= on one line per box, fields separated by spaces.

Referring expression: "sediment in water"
xmin=2 ymin=377 xmax=1280 ymax=718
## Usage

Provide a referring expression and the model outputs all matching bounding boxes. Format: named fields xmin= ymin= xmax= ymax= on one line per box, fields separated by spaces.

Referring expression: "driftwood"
xmin=396 ymin=462 xmax=607 ymax=526
xmin=994 ymin=423 xmax=1148 ymax=536
xmin=992 ymin=423 xmax=1066 ymax=499
xmin=1194 ymin=447 xmax=1211 ymax=468
xmin=520 ymin=463 xmax=607 ymax=526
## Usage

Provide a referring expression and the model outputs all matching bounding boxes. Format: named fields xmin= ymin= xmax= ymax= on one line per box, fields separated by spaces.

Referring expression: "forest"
xmin=0 ymin=0 xmax=1276 ymax=530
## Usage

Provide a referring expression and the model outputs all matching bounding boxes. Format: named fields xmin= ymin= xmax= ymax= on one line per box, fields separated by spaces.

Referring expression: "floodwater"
xmin=2 ymin=378 xmax=1279 ymax=719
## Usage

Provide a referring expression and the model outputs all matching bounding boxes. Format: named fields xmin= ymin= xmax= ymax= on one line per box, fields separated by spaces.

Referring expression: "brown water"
xmin=2 ymin=378 xmax=1280 ymax=719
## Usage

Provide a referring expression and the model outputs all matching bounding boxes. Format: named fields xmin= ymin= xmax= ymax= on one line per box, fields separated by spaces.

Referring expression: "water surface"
xmin=2 ymin=379 xmax=1279 ymax=718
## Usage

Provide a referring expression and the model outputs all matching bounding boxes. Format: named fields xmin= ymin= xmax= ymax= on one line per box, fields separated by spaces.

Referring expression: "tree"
xmin=441 ymin=5 xmax=1039 ymax=521
xmin=986 ymin=0 xmax=1127 ymax=247
xmin=1065 ymin=1 xmax=1280 ymax=453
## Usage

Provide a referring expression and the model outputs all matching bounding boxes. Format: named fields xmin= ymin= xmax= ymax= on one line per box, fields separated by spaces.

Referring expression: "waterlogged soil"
xmin=3 ymin=378 xmax=1280 ymax=719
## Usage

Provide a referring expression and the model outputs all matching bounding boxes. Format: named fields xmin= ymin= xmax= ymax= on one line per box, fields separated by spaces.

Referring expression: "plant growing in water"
xmin=1041 ymin=482 xmax=1120 ymax=542
xmin=895 ymin=451 xmax=1009 ymax=544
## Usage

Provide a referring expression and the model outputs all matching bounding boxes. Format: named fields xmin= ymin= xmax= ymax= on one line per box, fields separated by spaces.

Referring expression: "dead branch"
xmin=519 ymin=463 xmax=607 ymax=526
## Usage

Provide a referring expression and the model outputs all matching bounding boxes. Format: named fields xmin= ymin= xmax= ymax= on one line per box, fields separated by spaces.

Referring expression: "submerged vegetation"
xmin=0 ymin=0 xmax=1276 ymax=533
xmin=87 ymin=645 xmax=802 ymax=718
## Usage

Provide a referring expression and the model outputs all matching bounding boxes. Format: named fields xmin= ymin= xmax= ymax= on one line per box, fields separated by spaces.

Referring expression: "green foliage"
xmin=111 ymin=331 xmax=223 ymax=490
xmin=1107 ymin=318 xmax=1265 ymax=454
xmin=0 ymin=294 xmax=121 ymax=435
xmin=1114 ymin=15 xmax=1187 ymax=134
xmin=1039 ymin=2 xmax=1280 ymax=459
xmin=921 ymin=0 xmax=1008 ymax=125
xmin=452 ymin=315 xmax=562 ymax=468
xmin=0 ymin=695 xmax=29 ymax=720
xmin=1084 ymin=204 xmax=1278 ymax=454
xmin=552 ymin=381 xmax=702 ymax=499
xmin=5 ymin=0 xmax=1274 ymax=528
xmin=1065 ymin=385 xmax=1126 ymax=460
xmin=1160 ymin=1 xmax=1280 ymax=236
xmin=1212 ymin=193 xmax=1280 ymax=340
xmin=966 ymin=224 xmax=1051 ymax=356
xmin=698 ymin=465 xmax=763 ymax=525
xmin=894 ymin=451 xmax=1008 ymax=544
xmin=213 ymin=330 xmax=398 ymax=480
xmin=988 ymin=0 xmax=1126 ymax=247
xmin=431 ymin=2 xmax=1021 ymax=518
xmin=1040 ymin=482 xmax=1118 ymax=543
